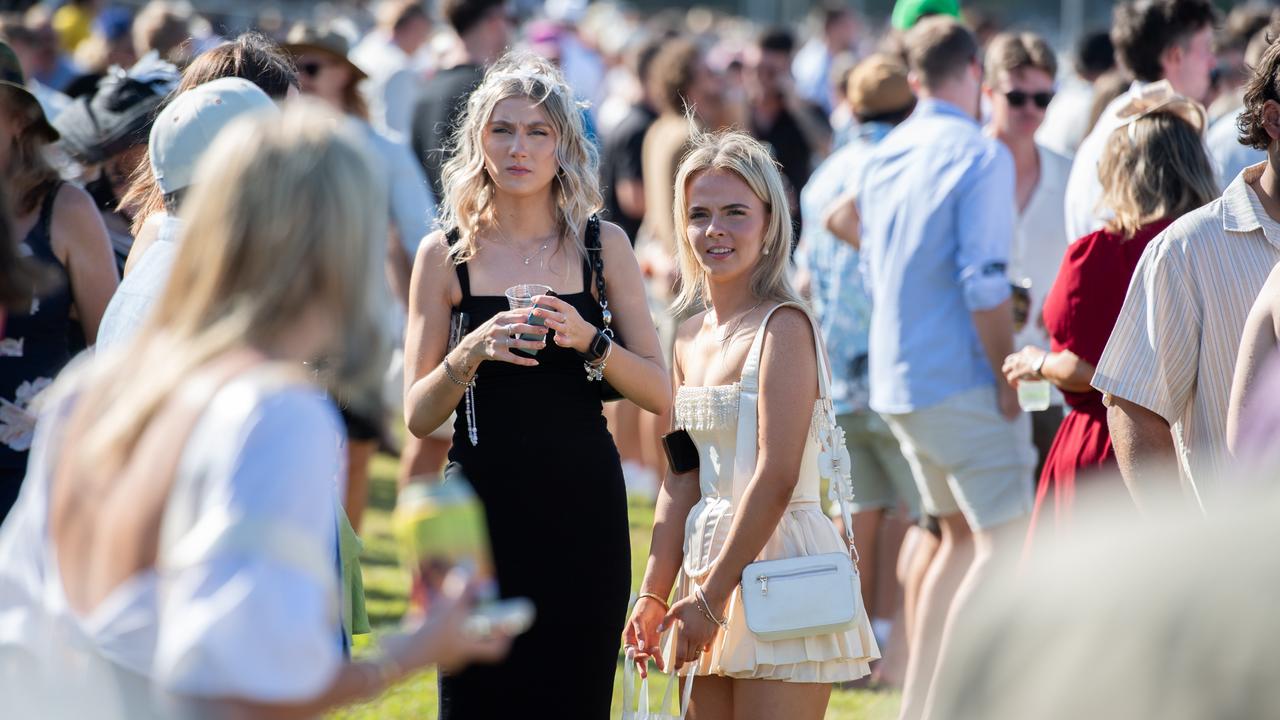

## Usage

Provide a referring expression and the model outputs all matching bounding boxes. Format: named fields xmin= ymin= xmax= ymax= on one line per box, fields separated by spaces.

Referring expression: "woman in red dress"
xmin=1001 ymin=84 xmax=1219 ymax=544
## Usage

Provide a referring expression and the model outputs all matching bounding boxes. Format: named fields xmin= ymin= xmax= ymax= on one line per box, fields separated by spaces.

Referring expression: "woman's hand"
xmin=530 ymin=294 xmax=597 ymax=353
xmin=660 ymin=595 xmax=721 ymax=671
xmin=623 ymin=596 xmax=668 ymax=678
xmin=1002 ymin=345 xmax=1047 ymax=387
xmin=388 ymin=570 xmax=513 ymax=674
xmin=461 ymin=308 xmax=548 ymax=368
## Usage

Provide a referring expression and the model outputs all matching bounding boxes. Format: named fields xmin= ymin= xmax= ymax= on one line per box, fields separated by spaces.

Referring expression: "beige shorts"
xmin=881 ymin=385 xmax=1034 ymax=530
xmin=838 ymin=410 xmax=921 ymax=518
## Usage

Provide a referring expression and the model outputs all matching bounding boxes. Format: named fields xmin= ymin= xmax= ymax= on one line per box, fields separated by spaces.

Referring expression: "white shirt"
xmin=350 ymin=33 xmax=427 ymax=137
xmin=1011 ymin=145 xmax=1073 ymax=405
xmin=1207 ymin=107 xmax=1265 ymax=193
xmin=0 ymin=373 xmax=345 ymax=716
xmin=95 ymin=214 xmax=183 ymax=352
xmin=1064 ymin=81 xmax=1150 ymax=241
xmin=1011 ymin=145 xmax=1073 ymax=347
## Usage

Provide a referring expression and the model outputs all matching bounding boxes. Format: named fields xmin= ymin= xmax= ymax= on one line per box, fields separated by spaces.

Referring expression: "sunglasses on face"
xmin=1004 ymin=90 xmax=1054 ymax=109
xmin=298 ymin=59 xmax=329 ymax=77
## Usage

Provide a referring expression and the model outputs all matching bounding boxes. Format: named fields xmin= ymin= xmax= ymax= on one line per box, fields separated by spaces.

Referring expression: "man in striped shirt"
xmin=1093 ymin=44 xmax=1280 ymax=506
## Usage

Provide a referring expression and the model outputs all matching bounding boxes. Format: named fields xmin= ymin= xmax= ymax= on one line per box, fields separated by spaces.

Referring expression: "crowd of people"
xmin=2 ymin=0 xmax=1280 ymax=718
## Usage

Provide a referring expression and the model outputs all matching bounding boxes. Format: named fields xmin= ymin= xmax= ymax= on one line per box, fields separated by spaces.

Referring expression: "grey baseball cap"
xmin=149 ymin=76 xmax=277 ymax=194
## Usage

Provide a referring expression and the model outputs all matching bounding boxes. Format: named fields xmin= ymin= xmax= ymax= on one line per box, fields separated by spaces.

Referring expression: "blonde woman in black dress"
xmin=403 ymin=53 xmax=670 ymax=717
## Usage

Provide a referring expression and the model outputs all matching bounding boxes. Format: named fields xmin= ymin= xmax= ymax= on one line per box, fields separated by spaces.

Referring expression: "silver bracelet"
xmin=443 ymin=358 xmax=475 ymax=388
xmin=694 ymin=586 xmax=728 ymax=628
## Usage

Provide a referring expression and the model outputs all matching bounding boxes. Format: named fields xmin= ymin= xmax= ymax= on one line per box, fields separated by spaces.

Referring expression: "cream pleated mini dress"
xmin=673 ymin=303 xmax=879 ymax=683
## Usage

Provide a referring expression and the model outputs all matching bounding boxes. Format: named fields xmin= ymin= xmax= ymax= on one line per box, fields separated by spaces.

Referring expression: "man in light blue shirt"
xmin=796 ymin=54 xmax=922 ymax=659
xmin=841 ymin=18 xmax=1034 ymax=718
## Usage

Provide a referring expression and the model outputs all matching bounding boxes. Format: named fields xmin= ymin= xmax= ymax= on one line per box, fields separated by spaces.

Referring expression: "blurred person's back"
xmin=930 ymin=472 xmax=1280 ymax=720
xmin=1036 ymin=30 xmax=1114 ymax=157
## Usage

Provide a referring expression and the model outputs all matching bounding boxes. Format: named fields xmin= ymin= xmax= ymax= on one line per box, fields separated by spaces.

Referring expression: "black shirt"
xmin=411 ymin=64 xmax=486 ymax=201
xmin=752 ymin=102 xmax=829 ymax=200
xmin=599 ymin=103 xmax=656 ymax=244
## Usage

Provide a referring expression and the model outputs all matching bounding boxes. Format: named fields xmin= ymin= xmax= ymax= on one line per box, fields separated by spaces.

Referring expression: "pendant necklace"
xmin=715 ymin=300 xmax=764 ymax=344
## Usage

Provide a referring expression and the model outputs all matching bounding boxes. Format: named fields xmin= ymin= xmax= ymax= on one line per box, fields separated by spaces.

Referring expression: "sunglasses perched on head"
xmin=1003 ymin=90 xmax=1054 ymax=109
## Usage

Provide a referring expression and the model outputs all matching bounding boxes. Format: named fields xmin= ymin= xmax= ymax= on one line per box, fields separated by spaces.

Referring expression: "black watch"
xmin=578 ymin=328 xmax=612 ymax=362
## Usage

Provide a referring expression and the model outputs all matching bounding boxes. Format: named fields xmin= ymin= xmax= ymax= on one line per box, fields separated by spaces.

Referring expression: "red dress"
xmin=1027 ymin=219 xmax=1172 ymax=539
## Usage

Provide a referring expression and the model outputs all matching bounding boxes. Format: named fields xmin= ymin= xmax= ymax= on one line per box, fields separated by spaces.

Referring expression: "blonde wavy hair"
xmin=438 ymin=52 xmax=602 ymax=264
xmin=1100 ymin=110 xmax=1217 ymax=239
xmin=672 ymin=128 xmax=802 ymax=315
xmin=72 ymin=99 xmax=391 ymax=471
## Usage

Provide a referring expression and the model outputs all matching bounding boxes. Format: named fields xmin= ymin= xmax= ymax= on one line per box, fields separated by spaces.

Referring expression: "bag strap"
xmin=621 ymin=626 xmax=695 ymax=719
xmin=584 ymin=214 xmax=613 ymax=337
xmin=731 ymin=303 xmax=856 ymax=552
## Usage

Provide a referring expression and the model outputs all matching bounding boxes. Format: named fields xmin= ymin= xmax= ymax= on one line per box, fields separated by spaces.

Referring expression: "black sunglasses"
xmin=298 ymin=60 xmax=326 ymax=77
xmin=1004 ymin=90 xmax=1054 ymax=109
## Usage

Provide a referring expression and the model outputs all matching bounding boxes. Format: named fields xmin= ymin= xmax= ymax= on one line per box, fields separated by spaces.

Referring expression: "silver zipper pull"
xmin=757 ymin=575 xmax=768 ymax=596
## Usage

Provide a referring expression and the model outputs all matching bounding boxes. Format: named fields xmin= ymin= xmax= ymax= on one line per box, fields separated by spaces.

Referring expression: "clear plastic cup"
xmin=1017 ymin=379 xmax=1052 ymax=412
xmin=504 ymin=284 xmax=552 ymax=355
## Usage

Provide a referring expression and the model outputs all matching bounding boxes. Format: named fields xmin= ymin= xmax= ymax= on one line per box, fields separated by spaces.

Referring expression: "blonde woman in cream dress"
xmin=625 ymin=129 xmax=878 ymax=719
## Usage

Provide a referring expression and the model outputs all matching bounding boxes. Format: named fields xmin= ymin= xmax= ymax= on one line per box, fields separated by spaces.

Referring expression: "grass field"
xmin=326 ymin=454 xmax=901 ymax=719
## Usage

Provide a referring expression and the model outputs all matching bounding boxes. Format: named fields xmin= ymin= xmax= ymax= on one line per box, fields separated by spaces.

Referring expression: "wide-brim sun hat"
xmin=281 ymin=25 xmax=367 ymax=82
xmin=0 ymin=40 xmax=59 ymax=142
xmin=54 ymin=52 xmax=180 ymax=165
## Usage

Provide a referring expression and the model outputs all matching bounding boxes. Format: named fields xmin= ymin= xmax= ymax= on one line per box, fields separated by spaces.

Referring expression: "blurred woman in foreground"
xmin=0 ymin=100 xmax=508 ymax=718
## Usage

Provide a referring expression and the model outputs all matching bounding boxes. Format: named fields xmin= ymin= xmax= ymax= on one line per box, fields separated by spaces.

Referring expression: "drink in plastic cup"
xmin=504 ymin=283 xmax=553 ymax=355
xmin=1017 ymin=379 xmax=1052 ymax=412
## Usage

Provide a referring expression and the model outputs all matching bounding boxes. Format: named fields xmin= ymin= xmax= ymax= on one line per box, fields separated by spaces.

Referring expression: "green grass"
xmin=327 ymin=453 xmax=900 ymax=719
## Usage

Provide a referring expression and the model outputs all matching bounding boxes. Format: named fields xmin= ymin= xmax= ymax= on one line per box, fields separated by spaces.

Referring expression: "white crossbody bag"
xmin=732 ymin=303 xmax=862 ymax=642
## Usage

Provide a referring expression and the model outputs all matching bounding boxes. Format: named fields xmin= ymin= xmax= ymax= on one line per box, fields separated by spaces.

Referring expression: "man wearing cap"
xmin=796 ymin=53 xmax=921 ymax=685
xmin=55 ymin=54 xmax=179 ymax=274
xmin=95 ymin=77 xmax=276 ymax=352
xmin=890 ymin=0 xmax=961 ymax=32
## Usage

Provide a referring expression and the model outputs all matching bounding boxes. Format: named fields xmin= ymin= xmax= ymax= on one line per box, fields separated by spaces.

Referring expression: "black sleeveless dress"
xmin=0 ymin=184 xmax=72 ymax=523
xmin=439 ymin=240 xmax=632 ymax=718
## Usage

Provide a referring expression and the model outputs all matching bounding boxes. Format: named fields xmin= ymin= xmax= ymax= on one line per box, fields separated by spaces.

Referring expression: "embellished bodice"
xmin=673 ymin=382 xmax=826 ymax=576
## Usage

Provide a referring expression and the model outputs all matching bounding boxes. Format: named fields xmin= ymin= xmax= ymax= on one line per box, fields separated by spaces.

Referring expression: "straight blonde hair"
xmin=437 ymin=52 xmax=602 ymax=264
xmin=73 ymin=99 xmax=391 ymax=471
xmin=671 ymin=128 xmax=802 ymax=315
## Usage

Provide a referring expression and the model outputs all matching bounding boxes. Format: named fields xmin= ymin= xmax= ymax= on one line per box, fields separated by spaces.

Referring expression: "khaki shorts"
xmin=882 ymin=385 xmax=1034 ymax=531
xmin=838 ymin=410 xmax=921 ymax=519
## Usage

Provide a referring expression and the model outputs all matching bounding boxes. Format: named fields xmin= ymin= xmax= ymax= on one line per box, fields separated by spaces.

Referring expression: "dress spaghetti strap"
xmin=445 ymin=228 xmax=471 ymax=298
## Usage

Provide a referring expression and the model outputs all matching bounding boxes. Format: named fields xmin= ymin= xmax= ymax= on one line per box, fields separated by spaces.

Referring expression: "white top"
xmin=350 ymin=33 xmax=427 ymax=137
xmin=1207 ymin=107 xmax=1265 ymax=193
xmin=1011 ymin=145 xmax=1072 ymax=405
xmin=1064 ymin=82 xmax=1149 ymax=241
xmin=95 ymin=214 xmax=183 ymax=352
xmin=0 ymin=372 xmax=346 ymax=715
